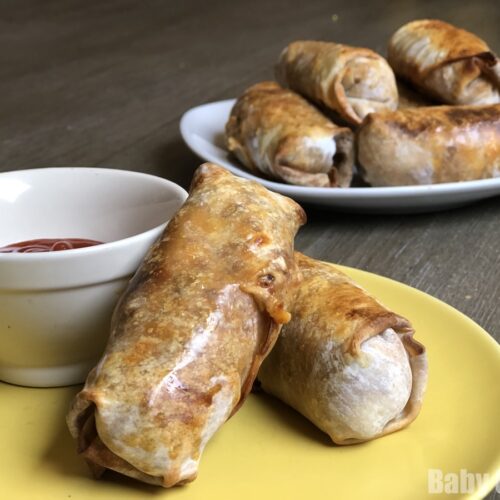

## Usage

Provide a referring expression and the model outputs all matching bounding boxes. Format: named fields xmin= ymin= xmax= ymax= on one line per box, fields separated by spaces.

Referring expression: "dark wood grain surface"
xmin=1 ymin=1 xmax=499 ymax=496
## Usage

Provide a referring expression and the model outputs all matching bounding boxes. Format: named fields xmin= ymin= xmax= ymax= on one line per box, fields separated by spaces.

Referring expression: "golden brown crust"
xmin=357 ymin=104 xmax=500 ymax=186
xmin=225 ymin=81 xmax=354 ymax=187
xmin=258 ymin=253 xmax=428 ymax=444
xmin=276 ymin=41 xmax=398 ymax=125
xmin=67 ymin=163 xmax=305 ymax=487
xmin=287 ymin=253 xmax=414 ymax=349
xmin=388 ymin=19 xmax=500 ymax=104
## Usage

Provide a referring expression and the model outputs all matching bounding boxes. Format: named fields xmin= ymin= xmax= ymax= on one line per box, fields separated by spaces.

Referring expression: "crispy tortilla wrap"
xmin=388 ymin=19 xmax=500 ymax=105
xmin=67 ymin=163 xmax=305 ymax=487
xmin=226 ymin=81 xmax=354 ymax=187
xmin=276 ymin=40 xmax=398 ymax=125
xmin=258 ymin=253 xmax=428 ymax=444
xmin=357 ymin=104 xmax=500 ymax=186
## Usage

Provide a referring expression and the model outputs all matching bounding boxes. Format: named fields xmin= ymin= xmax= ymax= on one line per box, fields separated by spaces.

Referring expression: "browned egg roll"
xmin=388 ymin=19 xmax=500 ymax=105
xmin=67 ymin=163 xmax=306 ymax=487
xmin=357 ymin=104 xmax=500 ymax=186
xmin=276 ymin=41 xmax=398 ymax=125
xmin=225 ymin=81 xmax=354 ymax=188
xmin=258 ymin=253 xmax=428 ymax=444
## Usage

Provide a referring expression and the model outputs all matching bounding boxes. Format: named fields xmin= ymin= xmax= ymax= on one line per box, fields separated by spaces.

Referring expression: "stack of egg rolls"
xmin=356 ymin=20 xmax=500 ymax=186
xmin=225 ymin=20 xmax=500 ymax=187
xmin=67 ymin=165 xmax=428 ymax=488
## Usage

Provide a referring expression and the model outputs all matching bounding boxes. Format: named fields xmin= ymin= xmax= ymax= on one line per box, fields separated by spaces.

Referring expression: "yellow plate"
xmin=1 ymin=266 xmax=499 ymax=500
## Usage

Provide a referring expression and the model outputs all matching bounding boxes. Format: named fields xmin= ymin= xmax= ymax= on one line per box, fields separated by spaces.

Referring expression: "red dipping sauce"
xmin=0 ymin=238 xmax=103 ymax=253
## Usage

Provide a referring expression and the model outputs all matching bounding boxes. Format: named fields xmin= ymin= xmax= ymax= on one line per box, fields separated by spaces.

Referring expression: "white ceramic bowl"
xmin=0 ymin=167 xmax=188 ymax=387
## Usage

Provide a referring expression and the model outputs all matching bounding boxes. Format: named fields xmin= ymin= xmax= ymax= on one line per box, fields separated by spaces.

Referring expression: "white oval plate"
xmin=180 ymin=99 xmax=500 ymax=213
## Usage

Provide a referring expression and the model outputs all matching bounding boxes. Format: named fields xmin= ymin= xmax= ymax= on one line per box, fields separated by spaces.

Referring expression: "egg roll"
xmin=226 ymin=81 xmax=354 ymax=188
xmin=258 ymin=253 xmax=428 ymax=444
xmin=357 ymin=104 xmax=500 ymax=186
xmin=276 ymin=41 xmax=398 ymax=125
xmin=67 ymin=163 xmax=306 ymax=487
xmin=388 ymin=19 xmax=500 ymax=105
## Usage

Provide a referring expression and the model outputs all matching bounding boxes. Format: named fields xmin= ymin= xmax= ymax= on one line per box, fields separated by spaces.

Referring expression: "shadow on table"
xmin=252 ymin=389 xmax=333 ymax=447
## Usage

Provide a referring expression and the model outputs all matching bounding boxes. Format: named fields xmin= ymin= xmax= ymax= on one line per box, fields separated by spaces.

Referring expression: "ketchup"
xmin=0 ymin=238 xmax=103 ymax=253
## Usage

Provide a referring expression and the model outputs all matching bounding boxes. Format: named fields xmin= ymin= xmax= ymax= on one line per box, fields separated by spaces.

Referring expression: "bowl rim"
xmin=0 ymin=167 xmax=188 ymax=261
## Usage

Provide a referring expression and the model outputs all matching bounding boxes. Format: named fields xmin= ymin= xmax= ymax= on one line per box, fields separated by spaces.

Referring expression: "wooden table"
xmin=1 ymin=1 xmax=498 ymax=497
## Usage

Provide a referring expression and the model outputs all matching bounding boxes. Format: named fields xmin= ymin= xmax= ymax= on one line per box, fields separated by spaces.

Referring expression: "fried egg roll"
xmin=357 ymin=104 xmax=500 ymax=186
xmin=226 ymin=81 xmax=354 ymax=188
xmin=258 ymin=253 xmax=428 ymax=444
xmin=276 ymin=41 xmax=398 ymax=125
xmin=67 ymin=163 xmax=305 ymax=487
xmin=388 ymin=19 xmax=500 ymax=105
